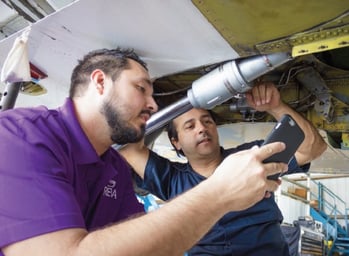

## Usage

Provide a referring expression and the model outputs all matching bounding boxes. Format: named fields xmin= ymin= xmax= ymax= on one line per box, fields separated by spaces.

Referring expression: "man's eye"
xmin=136 ymin=85 xmax=145 ymax=93
xmin=203 ymin=118 xmax=214 ymax=124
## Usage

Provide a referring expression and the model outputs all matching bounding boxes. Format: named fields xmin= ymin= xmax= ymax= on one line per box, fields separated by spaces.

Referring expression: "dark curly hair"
xmin=69 ymin=48 xmax=147 ymax=97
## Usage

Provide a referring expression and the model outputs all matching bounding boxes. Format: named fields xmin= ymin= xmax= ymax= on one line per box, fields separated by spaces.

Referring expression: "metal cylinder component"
xmin=187 ymin=60 xmax=251 ymax=109
xmin=0 ymin=82 xmax=23 ymax=111
xmin=238 ymin=52 xmax=292 ymax=82
xmin=145 ymin=52 xmax=292 ymax=136
xmin=187 ymin=52 xmax=292 ymax=109
xmin=145 ymin=97 xmax=192 ymax=135
xmin=229 ymin=97 xmax=251 ymax=112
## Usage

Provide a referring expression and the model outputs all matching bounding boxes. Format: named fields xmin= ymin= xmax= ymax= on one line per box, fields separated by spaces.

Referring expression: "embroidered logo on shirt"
xmin=103 ymin=179 xmax=117 ymax=199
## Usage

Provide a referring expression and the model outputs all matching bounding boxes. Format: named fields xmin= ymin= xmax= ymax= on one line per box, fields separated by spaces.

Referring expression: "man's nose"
xmin=147 ymin=96 xmax=158 ymax=113
xmin=197 ymin=121 xmax=208 ymax=133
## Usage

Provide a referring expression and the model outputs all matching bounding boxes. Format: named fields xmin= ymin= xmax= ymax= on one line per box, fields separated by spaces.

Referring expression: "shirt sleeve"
xmin=0 ymin=117 xmax=85 ymax=248
xmin=134 ymin=151 xmax=178 ymax=201
xmin=282 ymin=156 xmax=310 ymax=176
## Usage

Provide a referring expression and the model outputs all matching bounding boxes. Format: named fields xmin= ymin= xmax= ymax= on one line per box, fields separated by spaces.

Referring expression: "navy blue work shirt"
xmin=134 ymin=140 xmax=310 ymax=256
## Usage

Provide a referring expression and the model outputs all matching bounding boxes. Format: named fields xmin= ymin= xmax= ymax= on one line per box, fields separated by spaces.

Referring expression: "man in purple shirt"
xmin=0 ymin=48 xmax=287 ymax=256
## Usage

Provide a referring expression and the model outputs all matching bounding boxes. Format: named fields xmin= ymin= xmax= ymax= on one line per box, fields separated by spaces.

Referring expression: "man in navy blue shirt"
xmin=120 ymin=82 xmax=327 ymax=255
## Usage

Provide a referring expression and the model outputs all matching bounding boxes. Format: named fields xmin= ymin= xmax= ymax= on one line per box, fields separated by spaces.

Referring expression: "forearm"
xmin=3 ymin=179 xmax=226 ymax=256
xmin=267 ymin=102 xmax=327 ymax=165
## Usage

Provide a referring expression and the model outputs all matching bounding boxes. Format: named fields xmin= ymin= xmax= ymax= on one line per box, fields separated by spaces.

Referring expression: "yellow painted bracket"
xmin=342 ymin=133 xmax=349 ymax=149
xmin=292 ymin=34 xmax=349 ymax=57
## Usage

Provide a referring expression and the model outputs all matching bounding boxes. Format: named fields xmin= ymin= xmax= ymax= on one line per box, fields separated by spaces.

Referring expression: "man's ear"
xmin=91 ymin=69 xmax=105 ymax=94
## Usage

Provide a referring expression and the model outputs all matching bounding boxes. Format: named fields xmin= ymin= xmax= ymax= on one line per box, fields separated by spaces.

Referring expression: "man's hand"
xmin=245 ymin=82 xmax=282 ymax=112
xmin=245 ymin=81 xmax=327 ymax=166
xmin=210 ymin=142 xmax=287 ymax=212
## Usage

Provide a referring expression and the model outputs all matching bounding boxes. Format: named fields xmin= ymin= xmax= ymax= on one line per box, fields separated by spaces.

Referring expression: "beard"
xmin=101 ymin=100 xmax=145 ymax=145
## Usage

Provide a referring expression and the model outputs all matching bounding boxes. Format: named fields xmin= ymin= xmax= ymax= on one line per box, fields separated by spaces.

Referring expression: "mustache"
xmin=140 ymin=109 xmax=152 ymax=118
xmin=197 ymin=133 xmax=212 ymax=144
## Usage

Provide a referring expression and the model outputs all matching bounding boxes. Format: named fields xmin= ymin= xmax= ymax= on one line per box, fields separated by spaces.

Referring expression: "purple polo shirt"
xmin=0 ymin=98 xmax=144 ymax=253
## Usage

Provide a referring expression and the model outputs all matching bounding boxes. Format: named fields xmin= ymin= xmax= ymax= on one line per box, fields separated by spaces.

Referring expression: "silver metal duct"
xmin=145 ymin=52 xmax=292 ymax=136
